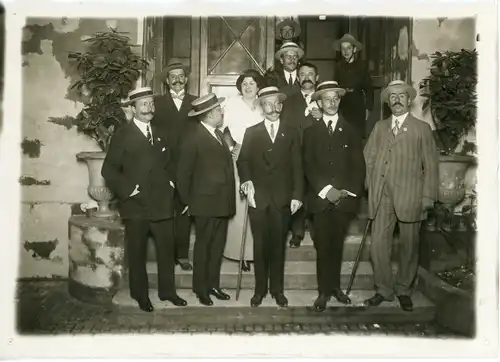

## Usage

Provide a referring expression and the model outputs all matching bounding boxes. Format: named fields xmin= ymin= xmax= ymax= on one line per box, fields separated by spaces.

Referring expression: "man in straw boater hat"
xmin=332 ymin=33 xmax=374 ymax=140
xmin=153 ymin=58 xmax=198 ymax=272
xmin=237 ymin=86 xmax=303 ymax=308
xmin=264 ymin=41 xmax=304 ymax=98
xmin=363 ymin=80 xmax=438 ymax=312
xmin=302 ymin=81 xmax=366 ymax=311
xmin=102 ymin=87 xmax=187 ymax=312
xmin=176 ymin=93 xmax=236 ymax=306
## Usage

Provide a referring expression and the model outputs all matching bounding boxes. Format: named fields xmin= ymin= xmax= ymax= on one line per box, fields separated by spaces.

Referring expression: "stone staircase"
xmin=113 ymin=216 xmax=437 ymax=325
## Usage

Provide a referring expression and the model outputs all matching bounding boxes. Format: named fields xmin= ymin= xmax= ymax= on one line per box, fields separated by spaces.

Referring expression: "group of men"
xmin=102 ymin=23 xmax=439 ymax=314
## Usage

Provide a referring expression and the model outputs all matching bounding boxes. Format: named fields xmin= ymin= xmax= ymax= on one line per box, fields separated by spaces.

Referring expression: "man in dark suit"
xmin=237 ymin=86 xmax=304 ymax=308
xmin=176 ymin=93 xmax=236 ymax=306
xmin=303 ymin=81 xmax=366 ymax=312
xmin=152 ymin=58 xmax=198 ymax=271
xmin=281 ymin=61 xmax=322 ymax=248
xmin=264 ymin=42 xmax=304 ymax=98
xmin=102 ymin=87 xmax=187 ymax=312
xmin=363 ymin=80 xmax=438 ymax=311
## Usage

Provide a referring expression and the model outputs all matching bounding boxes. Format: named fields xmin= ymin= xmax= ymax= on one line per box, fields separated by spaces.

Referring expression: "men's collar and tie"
xmin=200 ymin=121 xmax=223 ymax=146
xmin=264 ymin=119 xmax=280 ymax=143
xmin=323 ymin=114 xmax=339 ymax=136
xmin=133 ymin=118 xmax=154 ymax=145
xmin=170 ymin=89 xmax=185 ymax=100
xmin=285 ymin=70 xmax=296 ymax=86
xmin=391 ymin=112 xmax=408 ymax=137
xmin=146 ymin=124 xmax=153 ymax=145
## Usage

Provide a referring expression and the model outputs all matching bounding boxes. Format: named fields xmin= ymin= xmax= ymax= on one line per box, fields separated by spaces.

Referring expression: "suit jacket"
xmin=102 ymin=121 xmax=178 ymax=220
xmin=237 ymin=120 xmax=303 ymax=210
xmin=303 ymin=116 xmax=366 ymax=214
xmin=153 ymin=91 xmax=198 ymax=136
xmin=281 ymin=91 xmax=317 ymax=144
xmin=176 ymin=123 xmax=236 ymax=218
xmin=363 ymin=114 xmax=439 ymax=222
xmin=264 ymin=68 xmax=301 ymax=98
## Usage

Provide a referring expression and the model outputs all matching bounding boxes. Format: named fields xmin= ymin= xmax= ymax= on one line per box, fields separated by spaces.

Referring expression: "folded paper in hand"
xmin=304 ymin=101 xmax=319 ymax=117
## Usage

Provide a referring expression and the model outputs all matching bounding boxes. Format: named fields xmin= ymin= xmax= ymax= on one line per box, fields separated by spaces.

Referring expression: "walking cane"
xmin=345 ymin=218 xmax=372 ymax=296
xmin=235 ymin=197 xmax=250 ymax=301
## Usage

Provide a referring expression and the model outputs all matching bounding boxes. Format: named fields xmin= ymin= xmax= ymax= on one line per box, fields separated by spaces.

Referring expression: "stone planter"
xmin=438 ymin=154 xmax=475 ymax=208
xmin=68 ymin=215 xmax=125 ymax=305
xmin=77 ymin=151 xmax=116 ymax=218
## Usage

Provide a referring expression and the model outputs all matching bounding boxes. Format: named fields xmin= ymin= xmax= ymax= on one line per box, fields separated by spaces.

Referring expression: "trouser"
xmin=249 ymin=204 xmax=290 ymax=296
xmin=370 ymin=185 xmax=421 ymax=299
xmin=174 ymin=192 xmax=191 ymax=260
xmin=124 ymin=218 xmax=176 ymax=300
xmin=192 ymin=216 xmax=229 ymax=295
xmin=312 ymin=207 xmax=354 ymax=295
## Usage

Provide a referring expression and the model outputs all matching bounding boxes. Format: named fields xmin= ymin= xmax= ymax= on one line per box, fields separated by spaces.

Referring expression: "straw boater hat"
xmin=275 ymin=19 xmax=301 ymax=40
xmin=121 ymin=87 xmax=157 ymax=106
xmin=159 ymin=58 xmax=190 ymax=80
xmin=311 ymin=81 xmax=346 ymax=101
xmin=380 ymin=80 xmax=417 ymax=104
xmin=274 ymin=41 xmax=305 ymax=60
xmin=187 ymin=93 xmax=225 ymax=117
xmin=333 ymin=33 xmax=364 ymax=51
xmin=257 ymin=86 xmax=287 ymax=103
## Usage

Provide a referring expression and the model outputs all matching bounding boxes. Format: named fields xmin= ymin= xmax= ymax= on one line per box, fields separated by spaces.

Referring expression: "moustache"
xmin=172 ymin=81 xmax=184 ymax=85
xmin=141 ymin=112 xmax=154 ymax=115
xmin=301 ymin=79 xmax=313 ymax=85
xmin=391 ymin=102 xmax=403 ymax=107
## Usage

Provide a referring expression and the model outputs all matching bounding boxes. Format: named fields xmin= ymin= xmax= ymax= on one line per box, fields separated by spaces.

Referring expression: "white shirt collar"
xmin=301 ymin=89 xmax=314 ymax=100
xmin=264 ymin=118 xmax=280 ymax=140
xmin=284 ymin=69 xmax=297 ymax=82
xmin=200 ymin=121 xmax=222 ymax=142
xmin=392 ymin=112 xmax=409 ymax=128
xmin=133 ymin=118 xmax=151 ymax=137
xmin=323 ymin=113 xmax=339 ymax=129
xmin=170 ymin=89 xmax=185 ymax=97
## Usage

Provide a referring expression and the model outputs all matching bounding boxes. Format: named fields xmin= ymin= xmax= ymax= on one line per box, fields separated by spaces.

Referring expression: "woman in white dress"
xmin=222 ymin=69 xmax=264 ymax=272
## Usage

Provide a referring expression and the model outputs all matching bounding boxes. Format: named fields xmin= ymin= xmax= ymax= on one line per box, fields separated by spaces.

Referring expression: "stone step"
xmin=138 ymin=260 xmax=393 ymax=290
xmin=112 ymin=289 xmax=435 ymax=325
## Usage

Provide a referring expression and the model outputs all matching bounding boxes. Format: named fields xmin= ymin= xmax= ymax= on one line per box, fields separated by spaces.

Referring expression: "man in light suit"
xmin=363 ymin=80 xmax=439 ymax=311
xmin=102 ymin=87 xmax=187 ymax=312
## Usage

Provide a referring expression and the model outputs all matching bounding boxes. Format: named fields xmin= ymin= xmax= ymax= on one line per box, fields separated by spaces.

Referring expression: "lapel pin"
xmin=157 ymin=137 xmax=161 ymax=141
xmin=339 ymin=127 xmax=342 ymax=131
xmin=162 ymin=147 xmax=166 ymax=152
xmin=403 ymin=127 xmax=407 ymax=132
xmin=344 ymin=144 xmax=348 ymax=148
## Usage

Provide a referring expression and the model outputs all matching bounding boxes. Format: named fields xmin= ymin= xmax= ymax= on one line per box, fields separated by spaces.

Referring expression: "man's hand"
xmin=290 ymin=199 xmax=303 ymax=215
xmin=326 ymin=187 xmax=342 ymax=204
xmin=129 ymin=184 xmax=140 ymax=197
xmin=240 ymin=181 xmax=255 ymax=196
xmin=311 ymin=107 xmax=322 ymax=120
xmin=422 ymin=197 xmax=434 ymax=211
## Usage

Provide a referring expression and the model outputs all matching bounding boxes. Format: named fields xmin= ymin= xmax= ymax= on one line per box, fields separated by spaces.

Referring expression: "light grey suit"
xmin=364 ymin=113 xmax=438 ymax=298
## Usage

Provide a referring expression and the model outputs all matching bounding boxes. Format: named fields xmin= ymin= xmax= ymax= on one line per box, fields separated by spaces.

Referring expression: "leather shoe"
xmin=272 ymin=293 xmax=288 ymax=307
xmin=250 ymin=294 xmax=264 ymax=307
xmin=332 ymin=288 xmax=351 ymax=305
xmin=159 ymin=294 xmax=187 ymax=306
xmin=196 ymin=293 xmax=213 ymax=306
xmin=313 ymin=294 xmax=331 ymax=312
xmin=209 ymin=288 xmax=231 ymax=300
xmin=175 ymin=259 xmax=193 ymax=271
xmin=397 ymin=295 xmax=413 ymax=312
xmin=289 ymin=236 xmax=302 ymax=248
xmin=136 ymin=297 xmax=154 ymax=312
xmin=363 ymin=293 xmax=389 ymax=307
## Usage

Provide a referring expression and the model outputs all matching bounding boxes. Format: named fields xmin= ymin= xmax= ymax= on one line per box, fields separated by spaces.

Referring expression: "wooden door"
xmin=197 ymin=17 xmax=275 ymax=98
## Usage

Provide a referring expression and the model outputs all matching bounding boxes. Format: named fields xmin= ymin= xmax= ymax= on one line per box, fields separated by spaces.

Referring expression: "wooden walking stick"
xmin=235 ymin=197 xmax=250 ymax=301
xmin=345 ymin=219 xmax=372 ymax=296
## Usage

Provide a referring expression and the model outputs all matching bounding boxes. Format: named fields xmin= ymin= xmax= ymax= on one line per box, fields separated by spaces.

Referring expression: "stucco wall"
xmin=20 ymin=18 xmax=140 ymax=278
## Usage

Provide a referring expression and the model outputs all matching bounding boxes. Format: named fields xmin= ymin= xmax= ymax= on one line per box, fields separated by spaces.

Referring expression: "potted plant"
xmin=420 ymin=48 xmax=477 ymax=210
xmin=67 ymin=28 xmax=149 ymax=218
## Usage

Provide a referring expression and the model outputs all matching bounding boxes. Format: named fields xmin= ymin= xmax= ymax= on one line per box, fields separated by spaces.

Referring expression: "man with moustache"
xmin=303 ymin=81 xmax=366 ymax=311
xmin=363 ymin=80 xmax=438 ymax=312
xmin=153 ymin=58 xmax=198 ymax=271
xmin=333 ymin=34 xmax=374 ymax=139
xmin=176 ymin=93 xmax=236 ymax=306
xmin=281 ymin=62 xmax=322 ymax=248
xmin=237 ymin=86 xmax=303 ymax=308
xmin=264 ymin=42 xmax=304 ymax=98
xmin=102 ymin=87 xmax=187 ymax=312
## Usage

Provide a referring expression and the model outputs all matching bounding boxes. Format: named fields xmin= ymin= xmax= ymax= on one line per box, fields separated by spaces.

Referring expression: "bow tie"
xmin=171 ymin=92 xmax=184 ymax=100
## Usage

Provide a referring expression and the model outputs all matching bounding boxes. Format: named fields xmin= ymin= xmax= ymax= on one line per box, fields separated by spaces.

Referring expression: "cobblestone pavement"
xmin=15 ymin=281 xmax=465 ymax=337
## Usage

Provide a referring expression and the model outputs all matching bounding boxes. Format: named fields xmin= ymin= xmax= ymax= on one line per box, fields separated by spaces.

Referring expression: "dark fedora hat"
xmin=333 ymin=33 xmax=363 ymax=51
xmin=275 ymin=18 xmax=301 ymax=40
xmin=159 ymin=58 xmax=190 ymax=80
xmin=311 ymin=81 xmax=346 ymax=101
xmin=188 ymin=93 xmax=225 ymax=117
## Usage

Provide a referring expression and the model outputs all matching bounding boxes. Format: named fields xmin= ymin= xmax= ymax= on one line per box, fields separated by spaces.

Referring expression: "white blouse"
xmin=222 ymin=95 xmax=264 ymax=145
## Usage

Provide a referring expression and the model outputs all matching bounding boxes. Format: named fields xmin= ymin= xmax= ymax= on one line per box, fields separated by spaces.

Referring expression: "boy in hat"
xmin=363 ymin=80 xmax=438 ymax=311
xmin=153 ymin=58 xmax=198 ymax=272
xmin=264 ymin=42 xmax=304 ymax=98
xmin=176 ymin=93 xmax=236 ymax=306
xmin=333 ymin=34 xmax=374 ymax=140
xmin=237 ymin=86 xmax=304 ymax=308
xmin=303 ymin=81 xmax=366 ymax=311
xmin=102 ymin=87 xmax=187 ymax=312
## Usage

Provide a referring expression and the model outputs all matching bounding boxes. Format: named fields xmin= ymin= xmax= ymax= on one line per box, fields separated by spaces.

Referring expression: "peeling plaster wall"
xmin=20 ymin=18 xmax=140 ymax=278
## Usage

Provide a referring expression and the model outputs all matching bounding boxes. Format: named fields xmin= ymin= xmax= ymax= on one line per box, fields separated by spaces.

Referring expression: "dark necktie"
xmin=328 ymin=120 xmax=334 ymax=136
xmin=214 ymin=129 xmax=224 ymax=146
xmin=146 ymin=124 xmax=153 ymax=145
xmin=288 ymin=74 xmax=293 ymax=86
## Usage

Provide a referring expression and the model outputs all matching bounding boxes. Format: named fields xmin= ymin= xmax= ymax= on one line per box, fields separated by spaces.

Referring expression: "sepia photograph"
xmin=1 ymin=0 xmax=498 ymax=359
